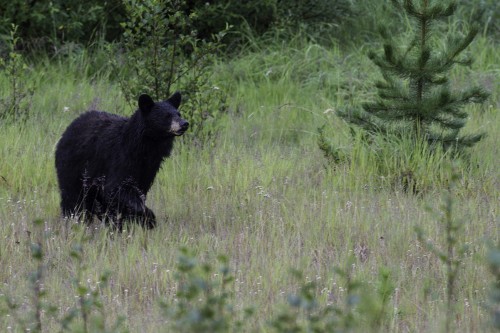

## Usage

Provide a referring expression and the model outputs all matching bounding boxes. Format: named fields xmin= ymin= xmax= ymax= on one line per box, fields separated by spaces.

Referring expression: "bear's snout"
xmin=180 ymin=120 xmax=189 ymax=131
xmin=171 ymin=119 xmax=189 ymax=136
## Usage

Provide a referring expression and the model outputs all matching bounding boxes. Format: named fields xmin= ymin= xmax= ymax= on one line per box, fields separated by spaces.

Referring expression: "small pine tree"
xmin=338 ymin=0 xmax=488 ymax=151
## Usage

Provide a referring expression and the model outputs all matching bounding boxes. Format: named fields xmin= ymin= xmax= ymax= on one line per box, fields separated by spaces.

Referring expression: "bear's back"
xmin=59 ymin=110 xmax=127 ymax=144
xmin=56 ymin=111 xmax=130 ymax=173
xmin=69 ymin=110 xmax=127 ymax=133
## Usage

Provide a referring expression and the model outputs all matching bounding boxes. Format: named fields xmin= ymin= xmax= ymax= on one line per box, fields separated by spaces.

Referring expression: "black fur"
xmin=55 ymin=92 xmax=188 ymax=229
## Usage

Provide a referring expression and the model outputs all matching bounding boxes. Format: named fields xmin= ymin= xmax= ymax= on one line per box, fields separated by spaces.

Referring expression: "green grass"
xmin=0 ymin=29 xmax=499 ymax=332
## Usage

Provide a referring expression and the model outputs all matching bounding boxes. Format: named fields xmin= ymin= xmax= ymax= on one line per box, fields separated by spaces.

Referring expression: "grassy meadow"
xmin=0 ymin=22 xmax=499 ymax=333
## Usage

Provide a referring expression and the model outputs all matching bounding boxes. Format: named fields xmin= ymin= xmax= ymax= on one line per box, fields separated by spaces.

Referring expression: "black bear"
xmin=55 ymin=92 xmax=188 ymax=229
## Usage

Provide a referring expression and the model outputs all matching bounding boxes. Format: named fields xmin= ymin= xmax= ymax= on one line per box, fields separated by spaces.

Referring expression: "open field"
xmin=0 ymin=24 xmax=499 ymax=332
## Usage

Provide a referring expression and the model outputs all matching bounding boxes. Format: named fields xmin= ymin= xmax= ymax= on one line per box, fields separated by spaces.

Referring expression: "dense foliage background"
xmin=2 ymin=0 xmax=497 ymax=51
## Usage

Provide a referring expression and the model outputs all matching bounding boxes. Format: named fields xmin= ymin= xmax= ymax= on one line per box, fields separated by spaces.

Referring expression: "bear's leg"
xmin=110 ymin=208 xmax=155 ymax=231
xmin=107 ymin=185 xmax=157 ymax=229
xmin=60 ymin=188 xmax=82 ymax=218
xmin=141 ymin=207 xmax=157 ymax=229
xmin=121 ymin=201 xmax=157 ymax=229
xmin=57 ymin=165 xmax=85 ymax=217
xmin=82 ymin=184 xmax=107 ymax=221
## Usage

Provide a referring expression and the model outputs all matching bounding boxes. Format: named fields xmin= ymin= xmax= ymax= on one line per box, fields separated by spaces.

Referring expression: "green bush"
xmin=160 ymin=248 xmax=248 ymax=332
xmin=415 ymin=166 xmax=468 ymax=333
xmin=0 ymin=220 xmax=125 ymax=333
xmin=1 ymin=0 xmax=497 ymax=53
xmin=0 ymin=24 xmax=33 ymax=123
xmin=487 ymin=243 xmax=500 ymax=330
xmin=113 ymin=0 xmax=228 ymax=144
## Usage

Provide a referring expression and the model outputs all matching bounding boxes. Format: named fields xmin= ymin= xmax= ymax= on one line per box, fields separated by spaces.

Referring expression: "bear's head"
xmin=138 ymin=92 xmax=189 ymax=138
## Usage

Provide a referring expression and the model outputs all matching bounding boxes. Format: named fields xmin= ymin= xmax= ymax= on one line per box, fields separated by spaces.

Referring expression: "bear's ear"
xmin=138 ymin=94 xmax=155 ymax=113
xmin=167 ymin=91 xmax=182 ymax=109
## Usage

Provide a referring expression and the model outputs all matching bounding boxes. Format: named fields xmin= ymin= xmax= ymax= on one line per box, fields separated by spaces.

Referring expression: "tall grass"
xmin=0 ymin=19 xmax=498 ymax=333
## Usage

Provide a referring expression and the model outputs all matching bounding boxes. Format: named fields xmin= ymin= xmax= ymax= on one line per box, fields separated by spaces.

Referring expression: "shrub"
xmin=160 ymin=248 xmax=248 ymax=332
xmin=0 ymin=24 xmax=33 ymax=123
xmin=0 ymin=220 xmax=125 ymax=333
xmin=270 ymin=264 xmax=394 ymax=333
xmin=487 ymin=243 xmax=500 ymax=330
xmin=415 ymin=165 xmax=468 ymax=333
xmin=113 ymin=0 xmax=228 ymax=144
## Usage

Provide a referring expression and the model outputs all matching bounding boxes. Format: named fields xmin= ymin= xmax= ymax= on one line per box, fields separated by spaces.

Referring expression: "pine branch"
xmin=337 ymin=109 xmax=387 ymax=135
xmin=440 ymin=106 xmax=468 ymax=119
xmin=440 ymin=132 xmax=485 ymax=148
xmin=430 ymin=115 xmax=466 ymax=130
xmin=444 ymin=27 xmax=478 ymax=66
xmin=376 ymin=78 xmax=410 ymax=102
xmin=404 ymin=0 xmax=456 ymax=21
xmin=404 ymin=0 xmax=421 ymax=19
xmin=458 ymin=87 xmax=489 ymax=104
xmin=390 ymin=0 xmax=403 ymax=10
xmin=363 ymin=101 xmax=422 ymax=123
xmin=454 ymin=133 xmax=485 ymax=147
xmin=439 ymin=87 xmax=490 ymax=112
xmin=429 ymin=76 xmax=448 ymax=85
xmin=426 ymin=3 xmax=456 ymax=20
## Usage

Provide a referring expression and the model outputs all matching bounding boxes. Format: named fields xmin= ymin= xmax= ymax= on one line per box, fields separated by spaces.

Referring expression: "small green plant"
xmin=415 ymin=165 xmax=467 ymax=333
xmin=317 ymin=125 xmax=349 ymax=167
xmin=0 ymin=220 xmax=57 ymax=332
xmin=358 ymin=267 xmax=395 ymax=331
xmin=0 ymin=24 xmax=33 ymax=123
xmin=487 ymin=243 xmax=500 ymax=330
xmin=160 ymin=247 xmax=248 ymax=333
xmin=270 ymin=261 xmax=394 ymax=333
xmin=269 ymin=268 xmax=348 ymax=333
xmin=0 ymin=220 xmax=62 ymax=332
xmin=60 ymin=242 xmax=126 ymax=333
xmin=337 ymin=0 xmax=488 ymax=152
xmin=113 ymin=0 xmax=229 ymax=144
xmin=0 ymin=221 xmax=124 ymax=333
xmin=28 ymin=220 xmax=45 ymax=333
